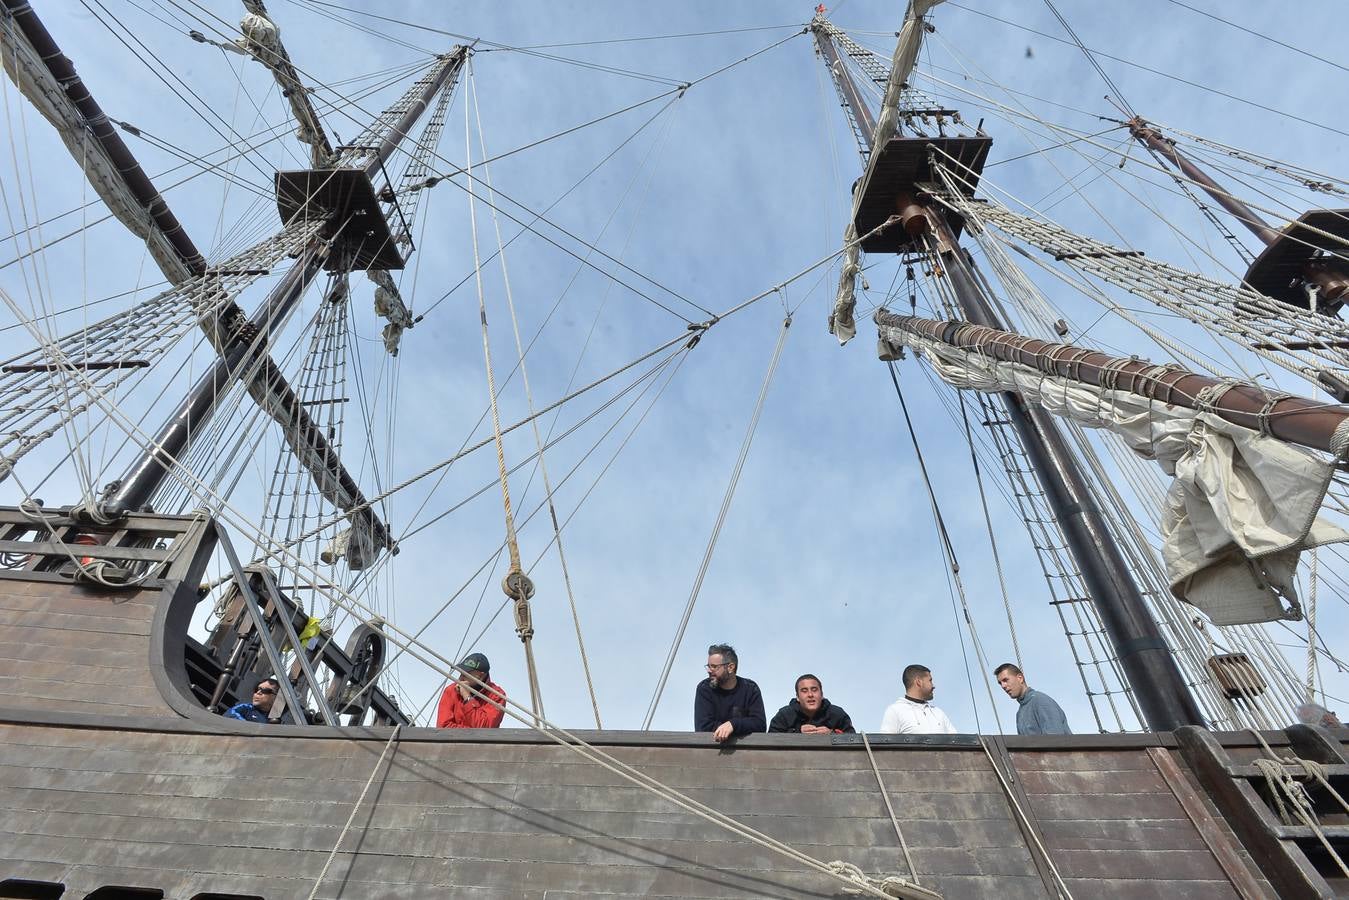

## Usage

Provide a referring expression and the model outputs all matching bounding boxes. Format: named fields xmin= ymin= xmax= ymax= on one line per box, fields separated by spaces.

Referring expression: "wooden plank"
xmin=1039 ymin=818 xmax=1209 ymax=852
xmin=1060 ymin=877 xmax=1247 ymax=899
xmin=0 ymin=639 xmax=147 ymax=668
xmin=1010 ymin=750 xmax=1164 ymax=773
xmin=1146 ymin=747 xmax=1270 ymax=899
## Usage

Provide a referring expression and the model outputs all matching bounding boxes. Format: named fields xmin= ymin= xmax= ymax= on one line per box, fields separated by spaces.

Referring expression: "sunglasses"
xmin=254 ymin=687 xmax=277 ymax=695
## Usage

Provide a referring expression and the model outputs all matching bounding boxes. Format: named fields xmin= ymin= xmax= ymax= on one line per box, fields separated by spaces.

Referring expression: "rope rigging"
xmin=465 ymin=89 xmax=544 ymax=722
xmin=642 ymin=314 xmax=793 ymax=731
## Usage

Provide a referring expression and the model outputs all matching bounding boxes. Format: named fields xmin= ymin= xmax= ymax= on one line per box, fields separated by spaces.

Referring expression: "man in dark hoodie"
xmin=769 ymin=674 xmax=855 ymax=734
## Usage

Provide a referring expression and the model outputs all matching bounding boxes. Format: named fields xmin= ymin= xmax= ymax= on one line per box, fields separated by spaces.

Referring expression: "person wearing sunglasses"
xmin=694 ymin=643 xmax=765 ymax=742
xmin=224 ymin=677 xmax=280 ymax=724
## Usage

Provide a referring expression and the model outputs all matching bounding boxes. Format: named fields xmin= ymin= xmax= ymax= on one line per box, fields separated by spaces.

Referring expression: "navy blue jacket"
xmin=224 ymin=702 xmax=270 ymax=723
xmin=694 ymin=676 xmax=766 ymax=736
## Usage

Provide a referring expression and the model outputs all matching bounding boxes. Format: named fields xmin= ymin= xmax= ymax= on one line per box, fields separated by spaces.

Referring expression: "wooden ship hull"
xmin=0 ymin=509 xmax=1344 ymax=899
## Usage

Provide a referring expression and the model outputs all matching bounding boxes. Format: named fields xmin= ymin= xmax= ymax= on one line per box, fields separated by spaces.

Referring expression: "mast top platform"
xmin=855 ymin=134 xmax=992 ymax=254
xmin=1242 ymin=208 xmax=1349 ymax=311
xmin=275 ymin=169 xmax=405 ymax=271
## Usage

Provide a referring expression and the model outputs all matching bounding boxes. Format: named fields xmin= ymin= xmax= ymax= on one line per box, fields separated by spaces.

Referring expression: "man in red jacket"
xmin=436 ymin=652 xmax=506 ymax=728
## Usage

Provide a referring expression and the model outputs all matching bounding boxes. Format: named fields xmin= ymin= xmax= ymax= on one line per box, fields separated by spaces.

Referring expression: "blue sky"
xmin=2 ymin=0 xmax=1347 ymax=734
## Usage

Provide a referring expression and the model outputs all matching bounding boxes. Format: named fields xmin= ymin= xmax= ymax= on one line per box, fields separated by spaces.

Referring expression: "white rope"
xmin=306 ymin=724 xmax=402 ymax=899
xmin=1248 ymin=729 xmax=1349 ymax=879
xmin=469 ymin=62 xmax=597 ymax=726
xmin=641 ymin=314 xmax=792 ymax=730
xmin=441 ymin=671 xmax=931 ymax=899
xmin=860 ymin=731 xmax=920 ymax=884
xmin=1307 ymin=548 xmax=1318 ymax=702
xmin=464 ymin=87 xmax=544 ymax=721
xmin=978 ymin=738 xmax=1074 ymax=898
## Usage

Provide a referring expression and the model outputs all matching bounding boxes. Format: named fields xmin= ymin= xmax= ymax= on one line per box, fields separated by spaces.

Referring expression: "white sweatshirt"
xmin=879 ymin=696 xmax=957 ymax=734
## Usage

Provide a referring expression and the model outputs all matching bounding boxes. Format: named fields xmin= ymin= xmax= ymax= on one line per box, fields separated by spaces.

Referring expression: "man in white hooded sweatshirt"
xmin=880 ymin=664 xmax=957 ymax=734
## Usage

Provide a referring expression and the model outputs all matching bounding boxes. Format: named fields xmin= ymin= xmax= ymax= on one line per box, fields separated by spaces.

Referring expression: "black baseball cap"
xmin=459 ymin=652 xmax=490 ymax=674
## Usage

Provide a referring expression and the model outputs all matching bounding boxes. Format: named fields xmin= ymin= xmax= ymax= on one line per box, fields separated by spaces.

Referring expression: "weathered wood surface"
xmin=0 ymin=720 xmax=1281 ymax=899
xmin=0 ymin=582 xmax=176 ymax=719
xmin=1009 ymin=746 xmax=1272 ymax=898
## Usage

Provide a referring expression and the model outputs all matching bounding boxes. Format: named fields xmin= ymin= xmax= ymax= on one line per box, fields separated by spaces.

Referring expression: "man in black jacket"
xmin=694 ymin=643 xmax=765 ymax=742
xmin=769 ymin=674 xmax=855 ymax=734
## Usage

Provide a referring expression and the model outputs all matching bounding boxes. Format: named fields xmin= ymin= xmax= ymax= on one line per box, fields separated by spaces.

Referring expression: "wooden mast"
xmin=812 ymin=13 xmax=1206 ymax=730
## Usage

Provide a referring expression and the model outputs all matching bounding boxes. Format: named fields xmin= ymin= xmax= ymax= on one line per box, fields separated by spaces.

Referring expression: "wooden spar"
xmin=876 ymin=310 xmax=1349 ymax=455
xmin=1128 ymin=117 xmax=1349 ymax=310
xmin=1 ymin=0 xmax=205 ymax=279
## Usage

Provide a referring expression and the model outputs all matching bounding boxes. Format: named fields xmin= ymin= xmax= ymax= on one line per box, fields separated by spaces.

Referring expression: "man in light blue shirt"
xmin=995 ymin=663 xmax=1070 ymax=735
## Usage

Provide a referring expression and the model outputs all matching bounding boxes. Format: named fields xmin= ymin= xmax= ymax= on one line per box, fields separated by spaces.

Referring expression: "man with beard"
xmin=769 ymin=674 xmax=855 ymax=734
xmin=694 ymin=643 xmax=765 ymax=743
xmin=880 ymin=664 xmax=957 ymax=734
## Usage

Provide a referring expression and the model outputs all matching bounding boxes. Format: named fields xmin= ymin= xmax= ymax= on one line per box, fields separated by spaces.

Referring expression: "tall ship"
xmin=0 ymin=1 xmax=1347 ymax=897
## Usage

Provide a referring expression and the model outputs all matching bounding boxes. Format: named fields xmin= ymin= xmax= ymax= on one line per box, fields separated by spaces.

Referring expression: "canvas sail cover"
xmin=900 ymin=333 xmax=1349 ymax=625
xmin=830 ymin=0 xmax=946 ymax=344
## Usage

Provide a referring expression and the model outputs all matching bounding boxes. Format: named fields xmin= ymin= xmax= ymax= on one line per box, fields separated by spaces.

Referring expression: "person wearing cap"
xmin=436 ymin=652 xmax=506 ymax=729
xmin=224 ymin=676 xmax=279 ymax=723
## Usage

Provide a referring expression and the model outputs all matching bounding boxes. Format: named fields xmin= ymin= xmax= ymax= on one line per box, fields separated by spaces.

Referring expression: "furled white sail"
xmin=902 ymin=333 xmax=1349 ymax=625
xmin=829 ymin=0 xmax=946 ymax=345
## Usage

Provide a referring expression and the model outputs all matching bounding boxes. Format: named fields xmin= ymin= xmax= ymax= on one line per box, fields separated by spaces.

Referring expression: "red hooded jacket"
xmin=436 ymin=679 xmax=506 ymax=728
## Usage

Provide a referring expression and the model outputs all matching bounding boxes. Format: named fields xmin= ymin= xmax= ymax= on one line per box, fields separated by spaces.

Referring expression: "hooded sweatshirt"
xmin=769 ymin=698 xmax=855 ymax=733
xmin=436 ymin=678 xmax=506 ymax=728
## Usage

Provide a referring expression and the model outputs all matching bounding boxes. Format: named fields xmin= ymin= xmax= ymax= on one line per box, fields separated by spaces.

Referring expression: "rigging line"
xmin=1164 ymin=0 xmax=1349 ymax=76
xmin=436 ymin=169 xmax=699 ymax=323
xmin=411 ymin=94 xmax=680 ymax=323
xmin=78 ymin=0 xmax=275 ymax=182
xmin=942 ymin=1 xmax=1349 ymax=141
xmin=0 ymin=103 xmax=96 ymax=499
xmin=445 ymin=348 xmax=688 ymax=712
xmin=928 ymin=110 xmax=1337 ymax=284
xmin=0 ymin=56 xmax=433 ymax=252
xmin=1040 ymin=0 xmax=1135 ymax=115
xmin=465 ymin=81 xmax=545 ymax=720
xmin=959 ymin=390 xmax=1021 ymax=669
xmin=424 ymin=85 xmax=683 ymax=181
xmin=287 ymin=0 xmax=689 ymax=87
xmin=641 ymin=314 xmax=792 ymax=731
xmin=262 ymin=226 xmax=885 ymax=555
xmin=683 ymin=27 xmax=805 ymax=88
xmin=471 ymin=65 xmax=599 ymax=728
xmin=985 ymin=127 xmax=1127 ymax=169
xmin=338 ymin=344 xmax=692 ymax=724
xmin=288 ymin=0 xmax=679 ymax=86
xmin=515 ymin=23 xmax=805 ymax=50
xmin=272 ymin=0 xmax=438 ymax=55
xmin=427 ymin=350 xmax=696 ymax=719
xmin=927 ymin=34 xmax=1136 ymax=252
xmin=887 ymin=360 xmax=999 ymax=735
